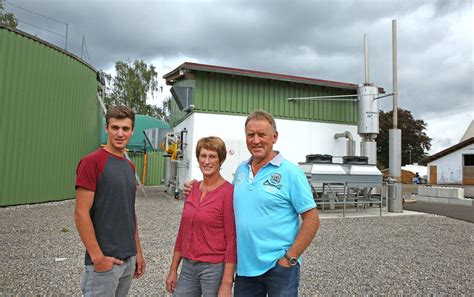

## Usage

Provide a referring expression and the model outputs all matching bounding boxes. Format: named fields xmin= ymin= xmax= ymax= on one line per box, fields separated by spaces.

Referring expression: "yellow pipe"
xmin=142 ymin=152 xmax=147 ymax=185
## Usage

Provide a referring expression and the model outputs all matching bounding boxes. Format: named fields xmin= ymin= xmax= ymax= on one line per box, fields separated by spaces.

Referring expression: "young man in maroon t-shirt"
xmin=74 ymin=106 xmax=145 ymax=296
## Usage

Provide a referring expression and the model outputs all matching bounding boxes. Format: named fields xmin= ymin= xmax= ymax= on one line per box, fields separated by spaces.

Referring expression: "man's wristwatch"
xmin=284 ymin=253 xmax=298 ymax=266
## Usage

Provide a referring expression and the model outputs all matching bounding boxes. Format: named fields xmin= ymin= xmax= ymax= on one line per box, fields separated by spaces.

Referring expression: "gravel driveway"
xmin=1 ymin=186 xmax=472 ymax=295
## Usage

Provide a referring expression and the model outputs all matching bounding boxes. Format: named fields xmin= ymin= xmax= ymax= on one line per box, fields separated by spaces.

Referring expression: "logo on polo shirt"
xmin=271 ymin=173 xmax=281 ymax=183
xmin=263 ymin=173 xmax=283 ymax=189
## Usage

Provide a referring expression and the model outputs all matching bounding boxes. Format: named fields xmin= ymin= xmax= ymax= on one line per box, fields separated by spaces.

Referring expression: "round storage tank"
xmin=0 ymin=25 xmax=102 ymax=206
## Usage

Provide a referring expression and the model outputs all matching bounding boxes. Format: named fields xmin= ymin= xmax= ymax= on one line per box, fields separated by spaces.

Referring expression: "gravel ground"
xmin=1 ymin=186 xmax=473 ymax=296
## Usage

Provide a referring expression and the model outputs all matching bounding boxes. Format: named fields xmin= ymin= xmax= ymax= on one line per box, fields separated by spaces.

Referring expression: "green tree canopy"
xmin=104 ymin=59 xmax=170 ymax=123
xmin=376 ymin=108 xmax=432 ymax=169
xmin=157 ymin=96 xmax=171 ymax=123
xmin=0 ymin=0 xmax=18 ymax=28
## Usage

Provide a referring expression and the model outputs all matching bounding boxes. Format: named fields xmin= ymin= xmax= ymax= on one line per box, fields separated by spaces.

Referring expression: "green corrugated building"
xmin=163 ymin=62 xmax=379 ymax=189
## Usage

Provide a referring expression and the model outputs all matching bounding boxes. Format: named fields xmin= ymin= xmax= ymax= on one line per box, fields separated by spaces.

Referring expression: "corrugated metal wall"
xmin=192 ymin=72 xmax=357 ymax=124
xmin=0 ymin=26 xmax=101 ymax=206
xmin=129 ymin=152 xmax=165 ymax=186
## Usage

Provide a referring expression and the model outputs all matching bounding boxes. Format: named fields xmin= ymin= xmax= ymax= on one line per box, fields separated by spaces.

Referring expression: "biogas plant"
xmin=1 ymin=21 xmax=404 ymax=213
xmin=161 ymin=21 xmax=404 ymax=215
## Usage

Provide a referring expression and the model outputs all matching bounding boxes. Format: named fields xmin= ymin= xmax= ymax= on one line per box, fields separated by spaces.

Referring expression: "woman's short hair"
xmin=195 ymin=136 xmax=227 ymax=163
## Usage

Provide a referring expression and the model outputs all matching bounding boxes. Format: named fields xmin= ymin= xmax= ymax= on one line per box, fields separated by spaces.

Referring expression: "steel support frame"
xmin=314 ymin=182 xmax=384 ymax=217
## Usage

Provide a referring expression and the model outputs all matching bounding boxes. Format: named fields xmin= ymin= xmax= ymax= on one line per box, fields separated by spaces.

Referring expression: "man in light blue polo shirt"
xmin=183 ymin=110 xmax=320 ymax=296
xmin=233 ymin=110 xmax=320 ymax=297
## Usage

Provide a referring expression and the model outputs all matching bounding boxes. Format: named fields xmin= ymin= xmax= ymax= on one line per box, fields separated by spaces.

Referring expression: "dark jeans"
xmin=234 ymin=263 xmax=300 ymax=297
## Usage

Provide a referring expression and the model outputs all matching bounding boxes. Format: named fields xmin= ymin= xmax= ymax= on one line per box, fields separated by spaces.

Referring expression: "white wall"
xmin=428 ymin=144 xmax=474 ymax=184
xmin=173 ymin=112 xmax=362 ymax=189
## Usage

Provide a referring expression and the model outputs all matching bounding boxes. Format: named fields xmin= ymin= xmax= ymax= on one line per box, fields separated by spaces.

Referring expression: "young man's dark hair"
xmin=105 ymin=106 xmax=136 ymax=129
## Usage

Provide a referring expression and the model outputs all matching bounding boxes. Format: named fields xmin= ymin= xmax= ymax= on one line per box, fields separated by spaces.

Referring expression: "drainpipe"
xmin=334 ymin=131 xmax=355 ymax=156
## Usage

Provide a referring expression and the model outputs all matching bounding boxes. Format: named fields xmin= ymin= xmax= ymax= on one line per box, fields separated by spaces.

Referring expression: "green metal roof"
xmin=164 ymin=62 xmax=360 ymax=90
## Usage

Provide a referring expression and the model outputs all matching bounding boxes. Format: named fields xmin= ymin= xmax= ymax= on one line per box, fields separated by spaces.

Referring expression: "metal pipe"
xmin=364 ymin=34 xmax=369 ymax=84
xmin=65 ymin=23 xmax=68 ymax=51
xmin=81 ymin=35 xmax=85 ymax=59
xmin=388 ymin=19 xmax=403 ymax=213
xmin=389 ymin=19 xmax=401 ymax=180
xmin=334 ymin=131 xmax=355 ymax=156
xmin=288 ymin=93 xmax=394 ymax=102
xmin=392 ymin=19 xmax=398 ymax=129
xmin=142 ymin=144 xmax=147 ymax=185
xmin=288 ymin=94 xmax=358 ymax=101
xmin=334 ymin=131 xmax=353 ymax=140
xmin=373 ymin=92 xmax=394 ymax=100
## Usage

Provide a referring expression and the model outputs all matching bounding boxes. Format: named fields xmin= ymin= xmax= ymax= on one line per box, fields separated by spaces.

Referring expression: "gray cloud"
xmin=6 ymin=0 xmax=473 ymax=153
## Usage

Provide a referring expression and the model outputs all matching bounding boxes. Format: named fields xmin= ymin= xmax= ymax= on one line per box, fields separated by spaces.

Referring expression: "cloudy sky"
xmin=5 ymin=0 xmax=473 ymax=155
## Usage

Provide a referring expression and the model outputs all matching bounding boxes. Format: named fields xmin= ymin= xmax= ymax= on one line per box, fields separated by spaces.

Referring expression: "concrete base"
xmin=388 ymin=183 xmax=403 ymax=213
xmin=418 ymin=186 xmax=464 ymax=198
xmin=415 ymin=195 xmax=473 ymax=207
xmin=416 ymin=186 xmax=472 ymax=207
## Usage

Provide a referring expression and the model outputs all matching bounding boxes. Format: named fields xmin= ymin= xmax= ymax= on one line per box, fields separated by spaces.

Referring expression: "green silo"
xmin=0 ymin=25 xmax=102 ymax=206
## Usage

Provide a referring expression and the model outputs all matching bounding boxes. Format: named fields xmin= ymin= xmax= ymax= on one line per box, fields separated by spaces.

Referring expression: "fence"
xmin=129 ymin=151 xmax=165 ymax=186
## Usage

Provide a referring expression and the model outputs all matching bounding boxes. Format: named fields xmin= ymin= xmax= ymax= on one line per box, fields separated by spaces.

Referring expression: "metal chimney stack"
xmin=358 ymin=34 xmax=379 ymax=165
xmin=387 ymin=19 xmax=403 ymax=213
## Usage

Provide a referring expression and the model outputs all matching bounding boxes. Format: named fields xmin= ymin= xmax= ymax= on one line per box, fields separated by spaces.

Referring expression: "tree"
xmin=376 ymin=108 xmax=432 ymax=169
xmin=143 ymin=96 xmax=171 ymax=123
xmin=0 ymin=0 xmax=18 ymax=28
xmin=104 ymin=59 xmax=169 ymax=123
xmin=155 ymin=96 xmax=171 ymax=123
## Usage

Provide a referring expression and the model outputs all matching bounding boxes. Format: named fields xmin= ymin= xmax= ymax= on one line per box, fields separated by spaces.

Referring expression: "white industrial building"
xmin=420 ymin=121 xmax=474 ymax=185
xmin=162 ymin=62 xmax=383 ymax=193
xmin=173 ymin=112 xmax=362 ymax=183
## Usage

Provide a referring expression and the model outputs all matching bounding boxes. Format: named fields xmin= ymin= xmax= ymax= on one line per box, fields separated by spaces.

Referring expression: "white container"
xmin=357 ymin=85 xmax=379 ymax=134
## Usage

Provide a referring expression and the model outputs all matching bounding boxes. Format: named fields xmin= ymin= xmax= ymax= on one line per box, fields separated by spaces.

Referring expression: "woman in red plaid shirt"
xmin=166 ymin=136 xmax=236 ymax=297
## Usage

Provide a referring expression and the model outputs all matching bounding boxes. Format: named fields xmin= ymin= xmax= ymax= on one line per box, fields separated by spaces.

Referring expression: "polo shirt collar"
xmin=245 ymin=151 xmax=283 ymax=167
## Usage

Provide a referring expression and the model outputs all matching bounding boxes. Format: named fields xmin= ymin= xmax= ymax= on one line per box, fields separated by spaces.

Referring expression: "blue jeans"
xmin=173 ymin=258 xmax=225 ymax=297
xmin=234 ymin=263 xmax=300 ymax=297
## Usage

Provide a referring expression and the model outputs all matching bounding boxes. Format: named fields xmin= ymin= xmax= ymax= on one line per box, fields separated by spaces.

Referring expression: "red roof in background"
xmin=164 ymin=62 xmax=384 ymax=92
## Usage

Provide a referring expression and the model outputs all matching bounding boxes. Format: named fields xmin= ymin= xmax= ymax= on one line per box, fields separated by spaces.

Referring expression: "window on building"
xmin=464 ymin=154 xmax=474 ymax=166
